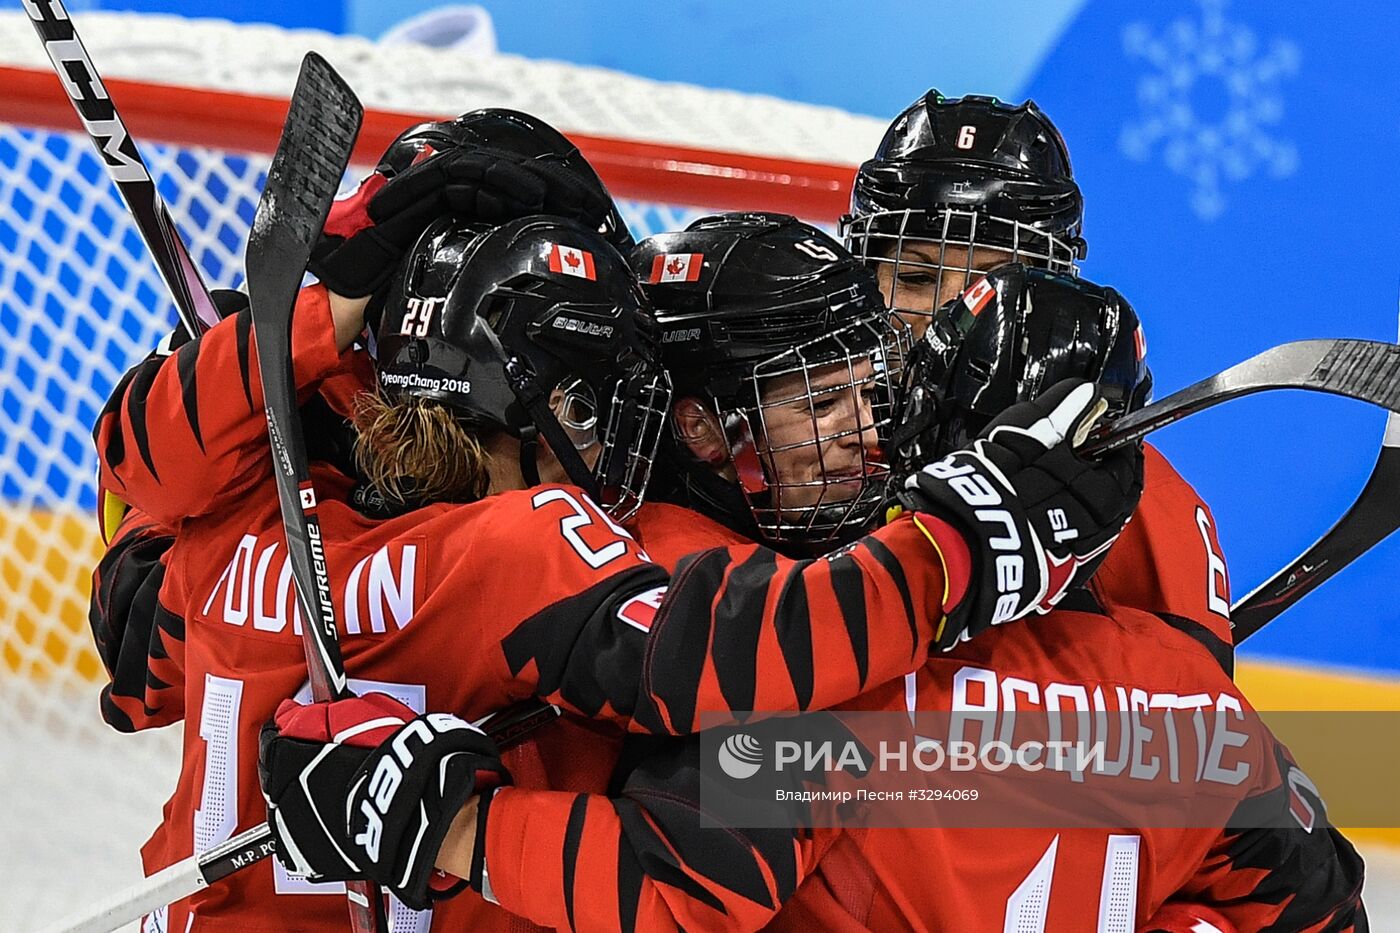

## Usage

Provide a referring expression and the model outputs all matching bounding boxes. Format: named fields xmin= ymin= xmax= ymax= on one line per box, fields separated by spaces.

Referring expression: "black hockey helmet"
xmin=632 ymin=212 xmax=911 ymax=550
xmin=375 ymin=108 xmax=634 ymax=252
xmin=376 ymin=214 xmax=669 ymax=519
xmin=890 ymin=263 xmax=1152 ymax=475
xmin=843 ymin=91 xmax=1085 ymax=325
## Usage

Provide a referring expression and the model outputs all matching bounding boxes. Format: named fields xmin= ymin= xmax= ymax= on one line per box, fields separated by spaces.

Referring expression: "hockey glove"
xmin=900 ymin=378 xmax=1143 ymax=648
xmin=310 ymin=146 xmax=618 ymax=298
xmin=259 ymin=692 xmax=510 ymax=910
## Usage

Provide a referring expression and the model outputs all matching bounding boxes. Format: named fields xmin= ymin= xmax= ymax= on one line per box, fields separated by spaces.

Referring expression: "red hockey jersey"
xmin=479 ymin=593 xmax=1362 ymax=933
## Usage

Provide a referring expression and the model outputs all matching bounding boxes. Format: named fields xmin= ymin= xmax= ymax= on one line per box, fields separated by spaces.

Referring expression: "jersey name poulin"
xmin=200 ymin=533 xmax=419 ymax=637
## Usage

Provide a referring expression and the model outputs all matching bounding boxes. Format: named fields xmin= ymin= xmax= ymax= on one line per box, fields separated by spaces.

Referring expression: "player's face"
xmin=755 ymin=357 xmax=881 ymax=515
xmin=875 ymin=242 xmax=1010 ymax=338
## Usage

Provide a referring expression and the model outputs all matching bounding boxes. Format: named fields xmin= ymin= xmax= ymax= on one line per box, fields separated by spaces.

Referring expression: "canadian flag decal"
xmin=961 ymin=276 xmax=996 ymax=316
xmin=1133 ymin=323 xmax=1147 ymax=361
xmin=549 ymin=244 xmax=597 ymax=280
xmin=616 ymin=585 xmax=668 ymax=632
xmin=649 ymin=252 xmax=703 ymax=283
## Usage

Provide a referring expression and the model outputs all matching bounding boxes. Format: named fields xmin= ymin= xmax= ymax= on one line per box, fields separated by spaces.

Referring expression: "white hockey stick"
xmin=35 ymin=823 xmax=275 ymax=933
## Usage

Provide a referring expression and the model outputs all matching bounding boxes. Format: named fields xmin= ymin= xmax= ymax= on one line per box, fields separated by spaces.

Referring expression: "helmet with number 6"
xmin=843 ymin=90 xmax=1085 ymax=330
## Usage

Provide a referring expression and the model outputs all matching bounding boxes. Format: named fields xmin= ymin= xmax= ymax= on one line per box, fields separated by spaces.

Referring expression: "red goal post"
xmin=0 ymin=63 xmax=859 ymax=220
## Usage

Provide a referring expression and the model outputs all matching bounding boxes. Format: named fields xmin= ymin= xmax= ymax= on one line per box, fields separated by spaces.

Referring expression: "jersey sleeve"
xmin=636 ymin=514 xmax=959 ymax=734
xmin=88 ymin=506 xmax=186 ymax=732
xmin=1093 ymin=445 xmax=1235 ymax=672
xmin=1170 ymin=736 xmax=1366 ymax=930
xmin=481 ymin=736 xmax=831 ymax=932
xmin=92 ymin=284 xmax=352 ymax=524
xmin=493 ymin=499 xmax=961 ymax=735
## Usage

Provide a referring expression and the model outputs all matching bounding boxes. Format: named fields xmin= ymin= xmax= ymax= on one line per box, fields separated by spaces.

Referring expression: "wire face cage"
xmin=596 ymin=367 xmax=672 ymax=523
xmin=843 ymin=207 xmax=1081 ymax=326
xmin=719 ymin=313 xmax=912 ymax=548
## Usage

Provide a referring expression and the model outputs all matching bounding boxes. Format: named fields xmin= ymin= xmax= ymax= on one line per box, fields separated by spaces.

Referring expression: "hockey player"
xmin=89 ymin=108 xmax=634 ymax=737
xmin=841 ymin=266 xmax=1366 ymax=930
xmin=471 ymin=251 xmax=1359 ymax=931
xmin=842 ymin=90 xmax=1085 ymax=336
xmin=84 ymin=98 xmax=1344 ymax=924
xmin=846 ymin=90 xmax=1236 ymax=659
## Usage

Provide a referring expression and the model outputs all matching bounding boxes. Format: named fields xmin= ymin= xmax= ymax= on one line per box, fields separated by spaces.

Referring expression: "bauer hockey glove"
xmin=258 ymin=692 xmax=510 ymax=910
xmin=310 ymin=145 xmax=618 ymax=298
xmin=899 ymin=378 xmax=1143 ymax=648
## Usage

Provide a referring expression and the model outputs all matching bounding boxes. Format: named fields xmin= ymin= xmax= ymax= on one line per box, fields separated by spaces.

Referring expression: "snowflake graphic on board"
xmin=1119 ymin=0 xmax=1300 ymax=220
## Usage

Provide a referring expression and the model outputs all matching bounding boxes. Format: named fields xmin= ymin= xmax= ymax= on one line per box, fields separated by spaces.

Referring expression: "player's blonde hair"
xmin=353 ymin=390 xmax=493 ymax=505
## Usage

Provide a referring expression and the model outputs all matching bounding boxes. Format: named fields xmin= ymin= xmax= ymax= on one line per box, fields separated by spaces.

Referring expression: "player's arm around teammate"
xmin=104 ymin=207 xmax=1146 ymax=743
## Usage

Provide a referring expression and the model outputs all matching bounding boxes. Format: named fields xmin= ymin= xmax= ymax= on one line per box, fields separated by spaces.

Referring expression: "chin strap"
xmin=504 ymin=356 xmax=602 ymax=502
xmin=516 ymin=424 xmax=542 ymax=487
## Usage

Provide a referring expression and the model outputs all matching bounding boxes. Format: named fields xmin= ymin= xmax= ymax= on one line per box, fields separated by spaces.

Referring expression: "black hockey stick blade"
xmin=1078 ymin=338 xmax=1400 ymax=642
xmin=25 ymin=0 xmax=220 ymax=337
xmin=244 ymin=54 xmax=381 ymax=933
xmin=1229 ymin=312 xmax=1400 ymax=640
xmin=1230 ymin=417 xmax=1400 ymax=641
xmin=1083 ymin=339 xmax=1400 ymax=456
xmin=246 ymin=51 xmax=362 ymax=702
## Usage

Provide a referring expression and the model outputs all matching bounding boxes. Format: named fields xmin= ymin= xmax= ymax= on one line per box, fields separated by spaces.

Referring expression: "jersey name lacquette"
xmin=200 ymin=533 xmax=418 ymax=637
xmin=939 ymin=665 xmax=1251 ymax=786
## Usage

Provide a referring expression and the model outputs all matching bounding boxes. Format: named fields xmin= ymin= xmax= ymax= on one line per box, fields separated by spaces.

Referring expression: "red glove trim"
xmin=323 ymin=172 xmax=389 ymax=239
xmin=272 ymin=693 xmax=416 ymax=749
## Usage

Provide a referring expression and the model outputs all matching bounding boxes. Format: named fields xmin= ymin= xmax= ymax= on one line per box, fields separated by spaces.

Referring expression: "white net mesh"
xmin=0 ymin=12 xmax=870 ymax=928
xmin=0 ymin=11 xmax=884 ymax=162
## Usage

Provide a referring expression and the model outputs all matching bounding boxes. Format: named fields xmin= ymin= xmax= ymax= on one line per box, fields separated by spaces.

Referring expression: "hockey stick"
xmin=23 ymin=0 xmax=221 ymax=337
xmin=1228 ymin=312 xmax=1400 ymax=641
xmin=1082 ymin=338 xmax=1400 ymax=641
xmin=1083 ymin=339 xmax=1400 ymax=456
xmin=35 ymin=702 xmax=561 ymax=933
xmin=242 ymin=53 xmax=382 ymax=932
xmin=1229 ymin=412 xmax=1400 ymax=641
xmin=35 ymin=823 xmax=277 ymax=933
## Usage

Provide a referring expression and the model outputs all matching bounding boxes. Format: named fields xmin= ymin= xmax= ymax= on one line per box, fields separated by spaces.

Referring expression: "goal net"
xmin=0 ymin=10 xmax=881 ymax=928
